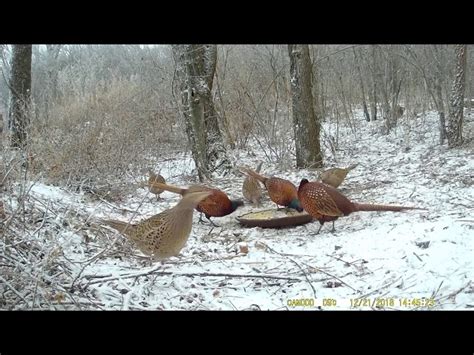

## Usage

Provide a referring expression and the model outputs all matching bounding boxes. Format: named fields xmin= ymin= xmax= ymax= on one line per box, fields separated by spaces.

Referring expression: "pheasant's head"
xmin=231 ymin=200 xmax=244 ymax=212
xmin=288 ymin=198 xmax=304 ymax=212
xmin=298 ymin=178 xmax=310 ymax=191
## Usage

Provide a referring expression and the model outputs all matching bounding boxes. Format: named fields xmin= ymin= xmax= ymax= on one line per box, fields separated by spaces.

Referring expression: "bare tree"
xmin=214 ymin=46 xmax=236 ymax=149
xmin=9 ymin=44 xmax=32 ymax=148
xmin=447 ymin=45 xmax=467 ymax=147
xmin=353 ymin=47 xmax=370 ymax=122
xmin=368 ymin=45 xmax=378 ymax=121
xmin=45 ymin=45 xmax=62 ymax=99
xmin=172 ymin=45 xmax=231 ymax=180
xmin=288 ymin=44 xmax=323 ymax=168
xmin=402 ymin=45 xmax=451 ymax=144
xmin=374 ymin=45 xmax=404 ymax=133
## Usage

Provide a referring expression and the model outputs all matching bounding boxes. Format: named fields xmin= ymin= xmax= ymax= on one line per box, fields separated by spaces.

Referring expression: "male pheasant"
xmin=298 ymin=179 xmax=425 ymax=234
xmin=100 ymin=190 xmax=212 ymax=259
xmin=240 ymin=167 xmax=302 ymax=211
xmin=148 ymin=181 xmax=243 ymax=227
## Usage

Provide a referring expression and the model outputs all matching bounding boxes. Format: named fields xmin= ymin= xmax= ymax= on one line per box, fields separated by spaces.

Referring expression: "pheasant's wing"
xmin=271 ymin=189 xmax=285 ymax=204
xmin=206 ymin=196 xmax=221 ymax=207
xmin=133 ymin=211 xmax=169 ymax=243
xmin=198 ymin=195 xmax=222 ymax=216
xmin=187 ymin=185 xmax=212 ymax=193
xmin=307 ymin=187 xmax=344 ymax=217
xmin=142 ymin=210 xmax=169 ymax=225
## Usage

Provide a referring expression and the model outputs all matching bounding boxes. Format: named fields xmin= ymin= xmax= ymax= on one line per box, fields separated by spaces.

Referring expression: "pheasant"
xmin=319 ymin=163 xmax=358 ymax=188
xmin=298 ymin=179 xmax=425 ymax=234
xmin=148 ymin=181 xmax=244 ymax=227
xmin=240 ymin=167 xmax=302 ymax=211
xmin=242 ymin=161 xmax=263 ymax=206
xmin=147 ymin=169 xmax=166 ymax=200
xmin=100 ymin=190 xmax=212 ymax=259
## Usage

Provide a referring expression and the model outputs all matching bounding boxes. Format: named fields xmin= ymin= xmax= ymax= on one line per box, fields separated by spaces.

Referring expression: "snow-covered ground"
xmin=1 ymin=110 xmax=473 ymax=310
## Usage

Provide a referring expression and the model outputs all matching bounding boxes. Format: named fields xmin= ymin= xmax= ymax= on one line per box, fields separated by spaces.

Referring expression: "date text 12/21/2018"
xmin=286 ymin=298 xmax=436 ymax=309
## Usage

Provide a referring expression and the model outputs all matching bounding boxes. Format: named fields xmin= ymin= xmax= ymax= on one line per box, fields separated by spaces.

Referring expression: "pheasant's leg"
xmin=199 ymin=212 xmax=204 ymax=223
xmin=206 ymin=216 xmax=219 ymax=227
xmin=330 ymin=221 xmax=336 ymax=233
xmin=314 ymin=223 xmax=324 ymax=235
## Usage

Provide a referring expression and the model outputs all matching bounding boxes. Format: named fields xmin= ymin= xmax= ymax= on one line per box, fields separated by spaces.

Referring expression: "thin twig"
xmin=68 ymin=235 xmax=122 ymax=290
xmin=91 ymin=193 xmax=138 ymax=214
xmin=260 ymin=243 xmax=318 ymax=298
xmin=431 ymin=280 xmax=444 ymax=299
xmin=413 ymin=252 xmax=423 ymax=262
xmin=82 ymin=269 xmax=304 ymax=286
xmin=326 ymin=254 xmax=364 ymax=266
xmin=432 ymin=281 xmax=471 ymax=309
xmin=0 ymin=275 xmax=28 ymax=305
xmin=357 ymin=276 xmax=403 ymax=299
xmin=301 ymin=261 xmax=359 ymax=293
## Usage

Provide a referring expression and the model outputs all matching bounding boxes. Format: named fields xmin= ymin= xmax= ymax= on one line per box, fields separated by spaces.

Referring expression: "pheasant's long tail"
xmin=353 ymin=203 xmax=426 ymax=212
xmin=239 ymin=167 xmax=267 ymax=184
xmin=101 ymin=219 xmax=136 ymax=238
xmin=148 ymin=181 xmax=186 ymax=195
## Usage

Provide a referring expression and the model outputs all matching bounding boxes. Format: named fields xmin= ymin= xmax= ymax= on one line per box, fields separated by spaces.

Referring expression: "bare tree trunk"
xmin=434 ymin=77 xmax=447 ymax=143
xmin=447 ymin=44 xmax=467 ymax=147
xmin=9 ymin=44 xmax=32 ymax=148
xmin=43 ymin=45 xmax=62 ymax=122
xmin=214 ymin=47 xmax=235 ymax=149
xmin=389 ymin=54 xmax=403 ymax=127
xmin=369 ymin=45 xmax=378 ymax=121
xmin=311 ymin=48 xmax=323 ymax=123
xmin=353 ymin=47 xmax=370 ymax=122
xmin=378 ymin=48 xmax=393 ymax=133
xmin=172 ymin=45 xmax=231 ymax=181
xmin=404 ymin=45 xmax=448 ymax=144
xmin=288 ymin=44 xmax=323 ymax=168
xmin=46 ymin=45 xmax=61 ymax=101
xmin=337 ymin=73 xmax=352 ymax=129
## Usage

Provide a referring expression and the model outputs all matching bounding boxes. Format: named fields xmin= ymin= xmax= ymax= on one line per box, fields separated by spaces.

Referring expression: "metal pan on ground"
xmin=237 ymin=209 xmax=313 ymax=228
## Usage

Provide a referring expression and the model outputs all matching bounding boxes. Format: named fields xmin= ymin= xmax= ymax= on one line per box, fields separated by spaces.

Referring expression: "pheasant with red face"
xmin=298 ymin=179 xmax=425 ymax=234
xmin=240 ymin=167 xmax=302 ymax=211
xmin=149 ymin=181 xmax=243 ymax=227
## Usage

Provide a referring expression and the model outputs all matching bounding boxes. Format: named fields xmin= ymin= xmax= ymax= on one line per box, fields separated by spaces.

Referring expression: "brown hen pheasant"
xmin=240 ymin=167 xmax=302 ymax=211
xmin=298 ymin=179 xmax=425 ymax=234
xmin=242 ymin=161 xmax=263 ymax=206
xmin=320 ymin=163 xmax=358 ymax=188
xmin=100 ymin=190 xmax=212 ymax=259
xmin=148 ymin=181 xmax=243 ymax=227
xmin=148 ymin=169 xmax=166 ymax=200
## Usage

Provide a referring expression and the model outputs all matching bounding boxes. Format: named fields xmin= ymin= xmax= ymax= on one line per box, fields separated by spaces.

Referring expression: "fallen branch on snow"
xmin=79 ymin=268 xmax=305 ymax=286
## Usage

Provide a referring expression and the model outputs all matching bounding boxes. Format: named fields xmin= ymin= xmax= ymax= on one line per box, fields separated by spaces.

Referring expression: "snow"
xmin=1 ymin=109 xmax=473 ymax=310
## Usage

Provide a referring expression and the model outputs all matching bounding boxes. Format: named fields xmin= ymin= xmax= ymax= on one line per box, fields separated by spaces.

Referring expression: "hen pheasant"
xmin=148 ymin=169 xmax=166 ymax=200
xmin=319 ymin=164 xmax=358 ymax=188
xmin=242 ymin=161 xmax=263 ymax=206
xmin=100 ymin=190 xmax=212 ymax=259
xmin=240 ymin=167 xmax=302 ymax=211
xmin=298 ymin=179 xmax=425 ymax=234
xmin=148 ymin=181 xmax=243 ymax=227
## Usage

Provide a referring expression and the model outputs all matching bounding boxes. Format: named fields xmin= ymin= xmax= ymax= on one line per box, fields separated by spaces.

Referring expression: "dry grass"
xmin=27 ymin=77 xmax=186 ymax=191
